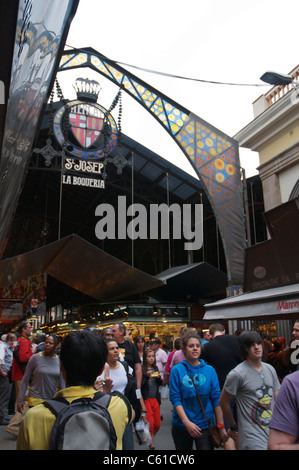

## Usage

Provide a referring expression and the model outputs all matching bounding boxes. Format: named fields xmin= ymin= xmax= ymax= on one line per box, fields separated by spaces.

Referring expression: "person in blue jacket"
xmin=169 ymin=332 xmax=228 ymax=450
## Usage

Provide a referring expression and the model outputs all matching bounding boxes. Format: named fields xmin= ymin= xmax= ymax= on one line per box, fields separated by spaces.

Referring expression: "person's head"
xmin=101 ymin=327 xmax=113 ymax=340
xmin=18 ymin=321 xmax=33 ymax=338
xmin=143 ymin=348 xmax=156 ymax=369
xmin=150 ymin=338 xmax=161 ymax=350
xmin=105 ymin=339 xmax=120 ymax=363
xmin=112 ymin=323 xmax=126 ymax=344
xmin=292 ymin=320 xmax=299 ymax=341
xmin=134 ymin=335 xmax=145 ymax=351
xmin=179 ymin=327 xmax=188 ymax=337
xmin=181 ymin=332 xmax=201 ymax=361
xmin=209 ymin=323 xmax=225 ymax=338
xmin=44 ymin=335 xmax=59 ymax=356
xmin=238 ymin=331 xmax=263 ymax=361
xmin=56 ymin=336 xmax=63 ymax=351
xmin=33 ymin=333 xmax=46 ymax=344
xmin=60 ymin=330 xmax=107 ymax=387
xmin=203 ymin=330 xmax=211 ymax=341
xmin=174 ymin=337 xmax=181 ymax=350
xmin=6 ymin=333 xmax=16 ymax=347
xmin=273 ymin=337 xmax=285 ymax=352
xmin=234 ymin=328 xmax=244 ymax=336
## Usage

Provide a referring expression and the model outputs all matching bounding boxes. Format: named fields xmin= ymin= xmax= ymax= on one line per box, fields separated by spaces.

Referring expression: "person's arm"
xmin=0 ymin=342 xmax=5 ymax=364
xmin=160 ymin=350 xmax=168 ymax=385
xmin=214 ymin=404 xmax=228 ymax=442
xmin=19 ymin=339 xmax=32 ymax=363
xmin=268 ymin=428 xmax=299 ymax=450
xmin=219 ymin=388 xmax=238 ymax=440
xmin=134 ymin=362 xmax=142 ymax=389
xmin=17 ymin=356 xmax=34 ymax=412
xmin=0 ymin=363 xmax=6 ymax=377
xmin=267 ymin=374 xmax=299 ymax=448
xmin=175 ymin=404 xmax=202 ymax=438
xmin=134 ymin=362 xmax=147 ymax=421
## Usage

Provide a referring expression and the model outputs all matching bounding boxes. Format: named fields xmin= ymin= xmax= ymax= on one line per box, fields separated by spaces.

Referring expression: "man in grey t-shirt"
xmin=219 ymin=331 xmax=280 ymax=450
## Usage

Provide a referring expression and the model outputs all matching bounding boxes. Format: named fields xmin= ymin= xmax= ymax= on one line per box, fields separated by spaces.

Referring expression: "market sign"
xmin=53 ymin=99 xmax=118 ymax=160
xmin=62 ymin=158 xmax=105 ymax=189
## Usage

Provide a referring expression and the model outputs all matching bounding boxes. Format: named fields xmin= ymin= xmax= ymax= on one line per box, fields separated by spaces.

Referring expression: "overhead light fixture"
xmin=260 ymin=71 xmax=293 ymax=86
xmin=260 ymin=70 xmax=299 ymax=104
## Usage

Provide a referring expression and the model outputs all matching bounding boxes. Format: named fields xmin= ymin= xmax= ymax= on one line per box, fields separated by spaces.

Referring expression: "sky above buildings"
xmin=57 ymin=0 xmax=299 ymax=178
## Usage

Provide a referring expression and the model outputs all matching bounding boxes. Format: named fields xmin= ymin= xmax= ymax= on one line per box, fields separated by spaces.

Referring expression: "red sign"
xmin=31 ymin=299 xmax=38 ymax=308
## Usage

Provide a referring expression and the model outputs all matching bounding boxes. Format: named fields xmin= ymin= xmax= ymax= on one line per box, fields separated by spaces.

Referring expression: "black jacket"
xmin=141 ymin=367 xmax=162 ymax=404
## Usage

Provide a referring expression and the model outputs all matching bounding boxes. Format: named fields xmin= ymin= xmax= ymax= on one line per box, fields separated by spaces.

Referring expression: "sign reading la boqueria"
xmin=62 ymin=158 xmax=105 ymax=189
xmin=51 ymin=78 xmax=127 ymax=188
xmin=62 ymin=174 xmax=105 ymax=188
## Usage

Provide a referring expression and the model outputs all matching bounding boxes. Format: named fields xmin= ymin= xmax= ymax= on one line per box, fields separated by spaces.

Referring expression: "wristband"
xmin=230 ymin=424 xmax=238 ymax=431
xmin=216 ymin=423 xmax=225 ymax=429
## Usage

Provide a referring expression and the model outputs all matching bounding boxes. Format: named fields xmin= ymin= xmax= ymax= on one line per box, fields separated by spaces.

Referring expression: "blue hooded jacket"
xmin=169 ymin=359 xmax=221 ymax=431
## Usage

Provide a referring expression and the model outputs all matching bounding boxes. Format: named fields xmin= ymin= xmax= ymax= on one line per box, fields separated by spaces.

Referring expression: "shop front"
xmin=204 ymin=281 xmax=299 ymax=348
xmin=204 ymin=199 xmax=299 ymax=349
xmin=39 ymin=301 xmax=190 ymax=348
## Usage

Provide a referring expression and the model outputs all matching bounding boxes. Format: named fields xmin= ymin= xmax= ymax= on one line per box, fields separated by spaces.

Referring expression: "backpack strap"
xmin=92 ymin=391 xmax=112 ymax=408
xmin=120 ymin=360 xmax=129 ymax=374
xmin=44 ymin=392 xmax=112 ymax=417
xmin=110 ymin=390 xmax=133 ymax=423
xmin=43 ymin=396 xmax=69 ymax=417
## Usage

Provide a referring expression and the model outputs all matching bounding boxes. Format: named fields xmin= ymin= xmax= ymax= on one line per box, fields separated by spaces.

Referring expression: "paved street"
xmin=0 ymin=417 xmax=17 ymax=450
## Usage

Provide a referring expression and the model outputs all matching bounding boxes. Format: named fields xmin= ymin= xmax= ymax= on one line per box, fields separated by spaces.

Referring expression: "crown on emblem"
xmin=73 ymin=77 xmax=101 ymax=103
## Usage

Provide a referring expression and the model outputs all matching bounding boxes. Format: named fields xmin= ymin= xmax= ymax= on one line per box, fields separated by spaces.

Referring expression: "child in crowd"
xmin=141 ymin=348 xmax=162 ymax=449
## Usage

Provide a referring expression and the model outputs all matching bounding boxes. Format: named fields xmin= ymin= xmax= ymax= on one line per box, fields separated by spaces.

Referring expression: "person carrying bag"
xmin=169 ymin=332 xmax=228 ymax=450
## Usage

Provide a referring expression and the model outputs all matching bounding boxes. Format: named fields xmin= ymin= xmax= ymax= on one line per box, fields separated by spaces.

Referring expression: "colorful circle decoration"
xmin=53 ymin=99 xmax=118 ymax=159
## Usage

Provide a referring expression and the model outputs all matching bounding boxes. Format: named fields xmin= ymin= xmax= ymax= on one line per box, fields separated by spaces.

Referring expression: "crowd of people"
xmin=0 ymin=319 xmax=298 ymax=450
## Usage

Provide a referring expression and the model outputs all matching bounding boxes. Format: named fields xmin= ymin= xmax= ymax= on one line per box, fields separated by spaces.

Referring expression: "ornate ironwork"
xmin=58 ymin=48 xmax=246 ymax=285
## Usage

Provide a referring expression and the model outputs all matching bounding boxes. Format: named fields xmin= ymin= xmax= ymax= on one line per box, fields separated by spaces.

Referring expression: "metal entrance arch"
xmin=59 ymin=47 xmax=246 ymax=286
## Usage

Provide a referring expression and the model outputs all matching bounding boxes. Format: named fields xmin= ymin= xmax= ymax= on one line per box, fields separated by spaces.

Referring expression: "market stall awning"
xmin=203 ymin=283 xmax=299 ymax=320
xmin=0 ymin=235 xmax=165 ymax=302
xmin=148 ymin=262 xmax=227 ymax=302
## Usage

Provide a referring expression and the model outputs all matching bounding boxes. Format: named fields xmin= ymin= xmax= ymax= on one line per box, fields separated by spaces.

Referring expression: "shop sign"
xmin=62 ymin=158 xmax=105 ymax=189
xmin=62 ymin=174 xmax=105 ymax=188
xmin=277 ymin=300 xmax=299 ymax=313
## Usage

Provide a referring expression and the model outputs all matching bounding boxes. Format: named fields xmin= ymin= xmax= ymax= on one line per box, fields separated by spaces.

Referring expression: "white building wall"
xmin=279 ymin=161 xmax=299 ymax=202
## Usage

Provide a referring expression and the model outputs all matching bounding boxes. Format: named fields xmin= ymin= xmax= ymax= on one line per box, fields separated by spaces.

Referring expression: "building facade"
xmin=234 ymin=64 xmax=299 ymax=213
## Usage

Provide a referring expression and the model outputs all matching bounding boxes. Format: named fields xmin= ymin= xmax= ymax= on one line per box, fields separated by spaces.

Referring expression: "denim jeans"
xmin=172 ymin=426 xmax=214 ymax=450
xmin=122 ymin=423 xmax=134 ymax=450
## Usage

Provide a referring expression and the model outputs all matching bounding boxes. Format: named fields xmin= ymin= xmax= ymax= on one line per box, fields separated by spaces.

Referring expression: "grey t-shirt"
xmin=18 ymin=353 xmax=65 ymax=404
xmin=223 ymin=361 xmax=280 ymax=450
